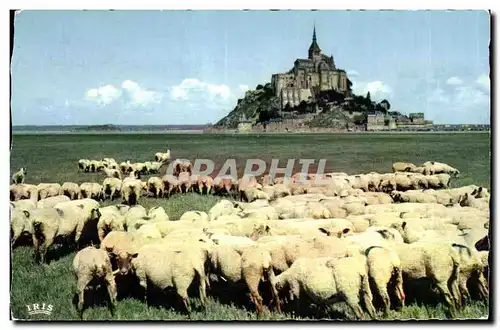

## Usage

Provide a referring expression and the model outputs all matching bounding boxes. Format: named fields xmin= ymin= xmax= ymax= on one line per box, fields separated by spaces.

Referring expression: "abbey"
xmin=271 ymin=27 xmax=352 ymax=109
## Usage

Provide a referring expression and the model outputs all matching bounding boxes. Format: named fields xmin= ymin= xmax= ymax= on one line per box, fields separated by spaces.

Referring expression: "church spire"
xmin=308 ymin=24 xmax=321 ymax=59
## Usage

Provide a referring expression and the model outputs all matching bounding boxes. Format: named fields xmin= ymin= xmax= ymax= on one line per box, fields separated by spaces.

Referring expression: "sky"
xmin=11 ymin=10 xmax=490 ymax=125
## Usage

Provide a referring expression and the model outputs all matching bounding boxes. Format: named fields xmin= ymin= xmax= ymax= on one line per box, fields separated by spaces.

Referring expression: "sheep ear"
xmin=10 ymin=202 xmax=15 ymax=209
xmin=318 ymin=227 xmax=330 ymax=236
xmin=342 ymin=228 xmax=350 ymax=234
xmin=105 ymin=246 xmax=114 ymax=253
xmin=401 ymin=222 xmax=407 ymax=230
xmin=23 ymin=210 xmax=30 ymax=218
xmin=399 ymin=212 xmax=407 ymax=219
xmin=471 ymin=189 xmax=477 ymax=196
xmin=130 ymin=253 xmax=138 ymax=259
xmin=478 ymin=187 xmax=483 ymax=193
xmin=265 ymin=225 xmax=271 ymax=232
xmin=55 ymin=208 xmax=64 ymax=217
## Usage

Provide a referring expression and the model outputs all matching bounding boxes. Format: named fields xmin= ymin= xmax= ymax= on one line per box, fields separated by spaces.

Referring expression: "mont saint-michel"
xmin=214 ymin=27 xmax=444 ymax=133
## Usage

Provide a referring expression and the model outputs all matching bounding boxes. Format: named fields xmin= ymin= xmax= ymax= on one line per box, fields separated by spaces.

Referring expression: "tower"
xmin=308 ymin=25 xmax=321 ymax=61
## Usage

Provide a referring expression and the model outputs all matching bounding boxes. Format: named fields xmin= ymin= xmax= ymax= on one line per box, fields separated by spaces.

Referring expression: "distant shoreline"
xmin=11 ymin=130 xmax=490 ymax=135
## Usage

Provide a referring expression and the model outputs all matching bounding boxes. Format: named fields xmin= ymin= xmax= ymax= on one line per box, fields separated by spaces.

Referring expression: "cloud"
xmin=238 ymin=84 xmax=249 ymax=93
xmin=352 ymin=80 xmax=393 ymax=100
xmin=347 ymin=70 xmax=360 ymax=77
xmin=170 ymin=78 xmax=232 ymax=101
xmin=121 ymin=80 xmax=162 ymax=107
xmin=476 ymin=74 xmax=490 ymax=90
xmin=85 ymin=85 xmax=122 ymax=106
xmin=446 ymin=76 xmax=463 ymax=86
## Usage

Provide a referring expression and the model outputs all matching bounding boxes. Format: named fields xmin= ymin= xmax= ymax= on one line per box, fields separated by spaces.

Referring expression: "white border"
xmin=1 ymin=1 xmax=497 ymax=329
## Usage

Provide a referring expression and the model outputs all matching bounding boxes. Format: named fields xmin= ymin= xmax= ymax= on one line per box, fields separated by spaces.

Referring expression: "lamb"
xmin=72 ymin=246 xmax=117 ymax=318
xmin=146 ymin=176 xmax=164 ymax=198
xmin=102 ymin=178 xmax=122 ymax=200
xmin=422 ymin=161 xmax=460 ymax=177
xmin=392 ymin=162 xmax=417 ymax=173
xmin=12 ymin=167 xmax=27 ymax=184
xmin=62 ymin=182 xmax=80 ymax=200
xmin=79 ymin=182 xmax=103 ymax=201
xmin=271 ymin=255 xmax=376 ymax=320
xmin=172 ymin=159 xmax=193 ymax=176
xmin=37 ymin=183 xmax=63 ymax=200
xmin=37 ymin=195 xmax=71 ymax=208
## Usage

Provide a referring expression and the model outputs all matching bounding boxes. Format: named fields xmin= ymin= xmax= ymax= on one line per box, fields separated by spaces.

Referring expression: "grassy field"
xmin=10 ymin=132 xmax=491 ymax=321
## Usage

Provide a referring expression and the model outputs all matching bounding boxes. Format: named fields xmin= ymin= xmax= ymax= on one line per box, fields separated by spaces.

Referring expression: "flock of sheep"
xmin=9 ymin=155 xmax=490 ymax=320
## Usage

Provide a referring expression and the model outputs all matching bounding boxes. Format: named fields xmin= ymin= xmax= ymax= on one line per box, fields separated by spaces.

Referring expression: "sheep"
xmin=10 ymin=207 xmax=33 ymax=247
xmin=123 ymin=205 xmax=148 ymax=231
xmin=11 ymin=199 xmax=37 ymax=211
xmin=79 ymin=182 xmax=103 ymax=201
xmin=136 ymin=223 xmax=163 ymax=240
xmin=102 ymin=178 xmax=122 ymax=200
xmin=177 ymin=172 xmax=193 ymax=193
xmin=240 ymin=187 xmax=270 ymax=203
xmin=422 ymin=161 xmax=460 ymax=177
xmin=271 ymin=255 xmax=376 ymax=320
xmin=62 ymin=182 xmax=80 ymax=200
xmin=99 ymin=204 xmax=130 ymax=217
xmin=37 ymin=183 xmax=63 ymax=200
xmin=155 ymin=150 xmax=171 ymax=162
xmin=172 ymin=159 xmax=193 ymax=176
xmin=209 ymin=199 xmax=240 ymax=221
xmin=452 ymin=244 xmax=489 ymax=304
xmin=179 ymin=211 xmax=210 ymax=223
xmin=12 ymin=167 xmax=27 ymax=184
xmin=390 ymin=242 xmax=461 ymax=317
xmin=97 ymin=212 xmax=126 ymax=242
xmin=145 ymin=161 xmax=164 ymax=174
xmin=31 ymin=205 xmax=99 ymax=263
xmin=54 ymin=199 xmax=102 ymax=247
xmin=392 ymin=162 xmax=417 ymax=173
xmin=213 ymin=176 xmax=238 ymax=196
xmin=363 ymin=246 xmax=405 ymax=316
xmin=458 ymin=193 xmax=490 ymax=211
xmin=148 ymin=206 xmax=170 ymax=222
xmin=89 ymin=160 xmax=105 ymax=173
xmin=262 ymin=184 xmax=291 ymax=200
xmin=161 ymin=174 xmax=179 ymax=197
xmin=78 ymin=159 xmax=91 ymax=172
xmin=10 ymin=183 xmax=38 ymax=201
xmin=146 ymin=176 xmax=164 ymax=198
xmin=191 ymin=174 xmax=214 ymax=195
xmin=390 ymin=190 xmax=438 ymax=204
xmin=101 ymin=167 xmax=122 ymax=179
xmin=72 ymin=246 xmax=117 ymax=318
xmin=114 ymin=243 xmax=207 ymax=314
xmin=121 ymin=175 xmax=143 ymax=205
xmin=37 ymin=195 xmax=71 ymax=208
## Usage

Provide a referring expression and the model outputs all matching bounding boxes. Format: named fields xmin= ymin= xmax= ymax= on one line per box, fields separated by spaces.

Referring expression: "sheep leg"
xmin=435 ymin=282 xmax=457 ymax=318
xmin=244 ymin=269 xmax=264 ymax=316
xmin=39 ymin=238 xmax=52 ymax=264
xmin=456 ymin=276 xmax=469 ymax=307
xmin=104 ymin=273 xmax=118 ymax=317
xmin=77 ymin=274 xmax=92 ymax=319
xmin=375 ymin=281 xmax=391 ymax=317
xmin=343 ymin=295 xmax=365 ymax=320
xmin=360 ymin=275 xmax=377 ymax=319
xmin=74 ymin=220 xmax=86 ymax=247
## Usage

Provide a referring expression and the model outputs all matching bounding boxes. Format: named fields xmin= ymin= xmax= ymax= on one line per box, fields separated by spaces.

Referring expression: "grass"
xmin=10 ymin=132 xmax=491 ymax=321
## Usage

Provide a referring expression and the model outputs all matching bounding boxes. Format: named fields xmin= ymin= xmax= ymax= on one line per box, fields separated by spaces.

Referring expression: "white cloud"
xmin=446 ymin=76 xmax=463 ymax=86
xmin=428 ymin=85 xmax=489 ymax=109
xmin=238 ymin=84 xmax=249 ymax=93
xmin=85 ymin=85 xmax=122 ymax=106
xmin=347 ymin=70 xmax=360 ymax=77
xmin=476 ymin=74 xmax=490 ymax=90
xmin=170 ymin=78 xmax=232 ymax=101
xmin=121 ymin=80 xmax=162 ymax=107
xmin=352 ymin=80 xmax=393 ymax=101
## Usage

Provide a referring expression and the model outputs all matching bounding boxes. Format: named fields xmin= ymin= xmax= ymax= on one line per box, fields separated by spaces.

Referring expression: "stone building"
xmin=409 ymin=112 xmax=425 ymax=125
xmin=271 ymin=26 xmax=352 ymax=109
xmin=237 ymin=114 xmax=252 ymax=132
xmin=366 ymin=112 xmax=386 ymax=131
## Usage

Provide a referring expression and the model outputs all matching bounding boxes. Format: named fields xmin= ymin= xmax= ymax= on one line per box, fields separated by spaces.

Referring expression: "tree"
xmin=380 ymin=99 xmax=391 ymax=111
xmin=366 ymin=91 xmax=371 ymax=102
xmin=256 ymin=84 xmax=264 ymax=90
xmin=353 ymin=114 xmax=367 ymax=125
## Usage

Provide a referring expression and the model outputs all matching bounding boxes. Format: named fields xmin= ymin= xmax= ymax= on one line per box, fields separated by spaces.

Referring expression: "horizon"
xmin=11 ymin=10 xmax=490 ymax=126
